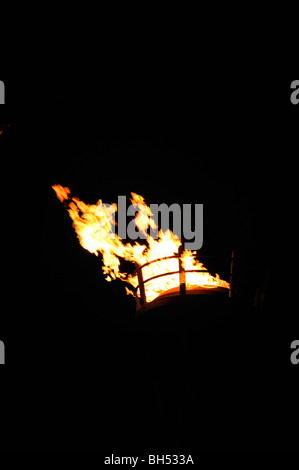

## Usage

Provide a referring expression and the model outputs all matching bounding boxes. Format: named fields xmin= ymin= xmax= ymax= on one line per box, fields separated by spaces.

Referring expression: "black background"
xmin=0 ymin=62 xmax=297 ymax=452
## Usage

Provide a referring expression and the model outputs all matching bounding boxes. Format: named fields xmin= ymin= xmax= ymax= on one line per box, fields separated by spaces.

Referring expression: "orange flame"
xmin=52 ymin=185 xmax=229 ymax=303
xmin=52 ymin=184 xmax=71 ymax=202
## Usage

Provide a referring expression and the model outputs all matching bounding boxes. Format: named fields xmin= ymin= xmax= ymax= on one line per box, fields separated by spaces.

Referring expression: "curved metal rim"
xmin=133 ymin=249 xmax=234 ymax=314
xmin=133 ymin=268 xmax=209 ymax=295
xmin=136 ymin=286 xmax=229 ymax=316
xmin=133 ymin=253 xmax=213 ymax=276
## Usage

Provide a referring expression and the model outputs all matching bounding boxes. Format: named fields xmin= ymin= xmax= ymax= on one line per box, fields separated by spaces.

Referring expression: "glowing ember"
xmin=52 ymin=185 xmax=229 ymax=303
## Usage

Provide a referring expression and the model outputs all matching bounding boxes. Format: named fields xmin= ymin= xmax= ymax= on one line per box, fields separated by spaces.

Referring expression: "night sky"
xmin=0 ymin=67 xmax=297 ymax=451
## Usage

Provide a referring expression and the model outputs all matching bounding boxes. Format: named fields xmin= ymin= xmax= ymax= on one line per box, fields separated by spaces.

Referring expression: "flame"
xmin=181 ymin=250 xmax=230 ymax=290
xmin=130 ymin=192 xmax=157 ymax=236
xmin=52 ymin=184 xmax=71 ymax=202
xmin=52 ymin=185 xmax=229 ymax=303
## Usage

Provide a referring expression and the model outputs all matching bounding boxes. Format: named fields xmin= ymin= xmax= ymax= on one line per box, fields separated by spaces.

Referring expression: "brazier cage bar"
xmin=133 ymin=246 xmax=234 ymax=314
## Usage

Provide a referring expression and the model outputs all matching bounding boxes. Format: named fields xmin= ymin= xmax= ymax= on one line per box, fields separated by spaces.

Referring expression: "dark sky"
xmin=0 ymin=69 xmax=297 ymax=450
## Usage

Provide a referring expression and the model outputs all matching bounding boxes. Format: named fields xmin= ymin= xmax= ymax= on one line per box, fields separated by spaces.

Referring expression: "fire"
xmin=52 ymin=184 xmax=229 ymax=304
xmin=52 ymin=184 xmax=70 ymax=203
